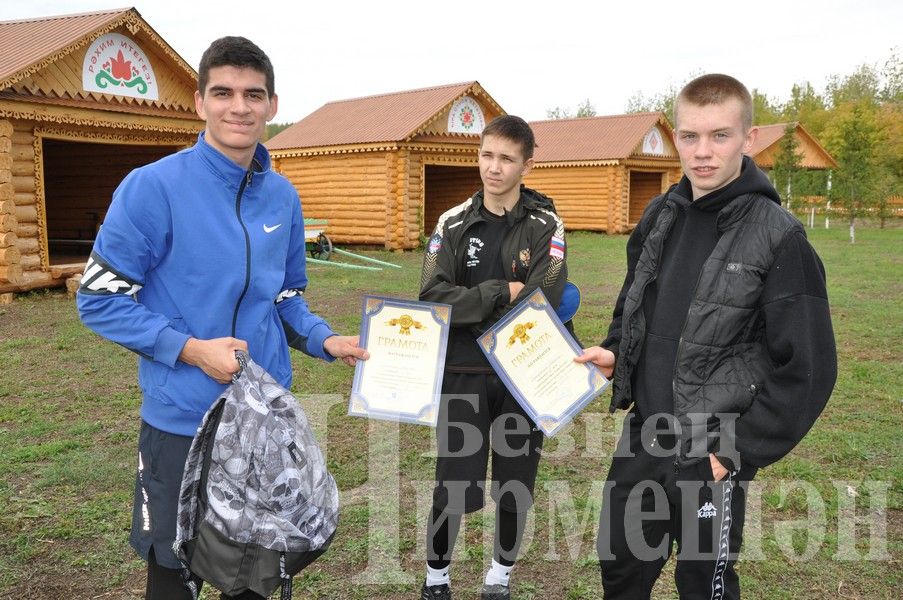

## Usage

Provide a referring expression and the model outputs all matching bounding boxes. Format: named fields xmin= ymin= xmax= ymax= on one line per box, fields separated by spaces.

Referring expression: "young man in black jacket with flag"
xmin=419 ymin=115 xmax=567 ymax=600
xmin=577 ymin=74 xmax=837 ymax=599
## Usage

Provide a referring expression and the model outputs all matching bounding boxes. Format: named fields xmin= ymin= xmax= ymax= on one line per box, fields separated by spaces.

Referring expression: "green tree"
xmin=771 ymin=123 xmax=803 ymax=209
xmin=263 ymin=121 xmax=293 ymax=141
xmin=823 ymin=102 xmax=881 ymax=241
xmin=751 ymin=89 xmax=782 ymax=125
xmin=826 ymin=63 xmax=882 ymax=107
xmin=625 ymin=84 xmax=679 ymax=123
xmin=879 ymin=48 xmax=902 ymax=104
xmin=781 ymin=82 xmax=829 ymax=138
xmin=546 ymin=99 xmax=597 ymax=119
xmin=576 ymin=98 xmax=596 ymax=117
xmin=822 ymin=52 xmax=903 ymax=233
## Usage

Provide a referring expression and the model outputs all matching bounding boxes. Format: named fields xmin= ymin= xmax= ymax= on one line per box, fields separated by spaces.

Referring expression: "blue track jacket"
xmin=77 ymin=132 xmax=335 ymax=436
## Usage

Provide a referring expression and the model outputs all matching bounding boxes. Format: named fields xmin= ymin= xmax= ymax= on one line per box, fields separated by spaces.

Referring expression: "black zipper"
xmin=231 ymin=168 xmax=253 ymax=338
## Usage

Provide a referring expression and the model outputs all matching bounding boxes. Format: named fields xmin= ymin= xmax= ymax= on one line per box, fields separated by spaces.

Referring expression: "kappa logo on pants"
xmin=697 ymin=501 xmax=717 ymax=519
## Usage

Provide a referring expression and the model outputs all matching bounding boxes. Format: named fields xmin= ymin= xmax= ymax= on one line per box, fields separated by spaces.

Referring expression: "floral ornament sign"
xmin=82 ymin=33 xmax=159 ymax=101
xmin=447 ymin=96 xmax=485 ymax=134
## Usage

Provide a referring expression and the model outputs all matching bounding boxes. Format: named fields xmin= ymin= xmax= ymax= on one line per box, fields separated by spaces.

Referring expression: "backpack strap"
xmin=280 ymin=553 xmax=293 ymax=600
xmin=179 ymin=567 xmax=202 ymax=600
xmin=233 ymin=350 xmax=250 ymax=383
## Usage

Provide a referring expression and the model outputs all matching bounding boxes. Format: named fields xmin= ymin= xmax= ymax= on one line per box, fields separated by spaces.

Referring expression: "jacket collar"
xmin=469 ymin=185 xmax=556 ymax=227
xmin=194 ymin=131 xmax=272 ymax=186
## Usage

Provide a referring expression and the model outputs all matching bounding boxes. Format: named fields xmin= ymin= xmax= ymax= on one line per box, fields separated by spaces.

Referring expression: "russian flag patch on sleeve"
xmin=549 ymin=236 xmax=565 ymax=259
xmin=428 ymin=234 xmax=442 ymax=254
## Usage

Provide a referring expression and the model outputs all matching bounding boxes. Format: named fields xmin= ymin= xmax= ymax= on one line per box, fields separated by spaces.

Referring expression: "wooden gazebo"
xmin=524 ymin=113 xmax=682 ymax=234
xmin=0 ymin=8 xmax=202 ymax=293
xmin=266 ymin=81 xmax=505 ymax=250
xmin=748 ymin=122 xmax=837 ymax=171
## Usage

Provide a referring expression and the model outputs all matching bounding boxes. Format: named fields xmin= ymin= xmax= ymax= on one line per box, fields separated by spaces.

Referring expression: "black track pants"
xmin=597 ymin=416 xmax=757 ymax=600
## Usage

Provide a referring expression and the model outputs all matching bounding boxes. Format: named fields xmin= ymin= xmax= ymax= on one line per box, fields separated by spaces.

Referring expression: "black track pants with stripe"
xmin=596 ymin=416 xmax=757 ymax=600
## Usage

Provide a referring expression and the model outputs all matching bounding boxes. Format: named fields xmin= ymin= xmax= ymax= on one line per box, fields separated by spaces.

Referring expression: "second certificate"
xmin=349 ymin=296 xmax=451 ymax=426
xmin=478 ymin=289 xmax=609 ymax=436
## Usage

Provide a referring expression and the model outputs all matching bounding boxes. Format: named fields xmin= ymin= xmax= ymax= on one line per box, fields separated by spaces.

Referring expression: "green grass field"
xmin=0 ymin=227 xmax=900 ymax=599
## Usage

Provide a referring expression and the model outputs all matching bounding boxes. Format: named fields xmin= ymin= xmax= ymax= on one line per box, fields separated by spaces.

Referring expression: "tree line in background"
xmin=264 ymin=122 xmax=292 ymax=140
xmin=623 ymin=50 xmax=902 ymax=232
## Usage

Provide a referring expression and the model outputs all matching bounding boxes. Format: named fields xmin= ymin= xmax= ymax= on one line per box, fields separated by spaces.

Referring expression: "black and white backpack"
xmin=173 ymin=351 xmax=339 ymax=599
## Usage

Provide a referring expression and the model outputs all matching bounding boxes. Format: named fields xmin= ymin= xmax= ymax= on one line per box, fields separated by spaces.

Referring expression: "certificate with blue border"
xmin=349 ymin=296 xmax=451 ymax=426
xmin=478 ymin=289 xmax=609 ymax=437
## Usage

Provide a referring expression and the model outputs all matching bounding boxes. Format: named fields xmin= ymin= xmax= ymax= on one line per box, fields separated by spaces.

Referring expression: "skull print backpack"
xmin=173 ymin=351 xmax=339 ymax=599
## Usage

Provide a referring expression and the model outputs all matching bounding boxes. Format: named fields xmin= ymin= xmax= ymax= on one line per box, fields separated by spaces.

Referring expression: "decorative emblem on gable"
xmin=447 ymin=96 xmax=485 ymax=134
xmin=82 ymin=33 xmax=159 ymax=101
xmin=642 ymin=127 xmax=665 ymax=155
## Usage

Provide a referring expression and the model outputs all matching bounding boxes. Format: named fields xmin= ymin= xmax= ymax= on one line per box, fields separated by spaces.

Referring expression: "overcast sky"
xmin=3 ymin=0 xmax=900 ymax=124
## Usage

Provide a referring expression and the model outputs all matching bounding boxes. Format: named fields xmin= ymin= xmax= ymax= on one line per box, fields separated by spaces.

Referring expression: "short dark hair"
xmin=197 ymin=36 xmax=275 ymax=97
xmin=675 ymin=74 xmax=753 ymax=130
xmin=481 ymin=115 xmax=535 ymax=161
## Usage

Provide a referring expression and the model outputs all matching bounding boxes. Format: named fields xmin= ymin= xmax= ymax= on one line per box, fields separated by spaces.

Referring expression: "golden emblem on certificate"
xmin=479 ymin=289 xmax=609 ymax=437
xmin=507 ymin=321 xmax=536 ymax=346
xmin=386 ymin=314 xmax=424 ymax=335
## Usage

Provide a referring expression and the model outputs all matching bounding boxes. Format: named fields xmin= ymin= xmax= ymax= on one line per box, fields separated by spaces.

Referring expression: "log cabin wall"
xmin=0 ymin=120 xmax=38 ymax=289
xmin=276 ymin=152 xmax=391 ymax=246
xmin=610 ymin=168 xmax=629 ymax=234
xmin=404 ymin=152 xmax=424 ymax=246
xmin=523 ymin=165 xmax=615 ymax=233
xmin=0 ymin=119 xmax=21 ymax=286
xmin=386 ymin=149 xmax=409 ymax=250
xmin=274 ymin=148 xmax=482 ymax=251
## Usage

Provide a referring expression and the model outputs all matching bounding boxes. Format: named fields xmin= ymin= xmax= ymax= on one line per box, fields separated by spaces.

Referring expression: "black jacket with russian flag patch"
xmin=420 ymin=185 xmax=568 ymax=367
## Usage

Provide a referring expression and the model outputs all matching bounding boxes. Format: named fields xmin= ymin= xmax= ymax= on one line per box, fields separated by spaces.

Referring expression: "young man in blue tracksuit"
xmin=77 ymin=37 xmax=367 ymax=600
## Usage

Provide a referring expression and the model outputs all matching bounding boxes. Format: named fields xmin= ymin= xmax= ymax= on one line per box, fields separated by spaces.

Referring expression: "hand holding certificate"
xmin=349 ymin=296 xmax=451 ymax=426
xmin=478 ymin=289 xmax=609 ymax=436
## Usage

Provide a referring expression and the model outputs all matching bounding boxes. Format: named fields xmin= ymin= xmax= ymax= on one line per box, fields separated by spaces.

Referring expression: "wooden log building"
xmin=266 ymin=81 xmax=504 ymax=250
xmin=748 ymin=122 xmax=837 ymax=171
xmin=0 ymin=8 xmax=202 ymax=293
xmin=525 ymin=113 xmax=682 ymax=234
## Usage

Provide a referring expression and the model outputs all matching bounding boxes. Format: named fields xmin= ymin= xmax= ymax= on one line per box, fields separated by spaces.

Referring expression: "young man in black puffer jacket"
xmin=577 ymin=74 xmax=837 ymax=599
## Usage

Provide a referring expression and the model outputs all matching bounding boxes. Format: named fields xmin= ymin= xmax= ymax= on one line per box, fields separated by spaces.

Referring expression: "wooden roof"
xmin=529 ymin=112 xmax=677 ymax=164
xmin=267 ymin=81 xmax=503 ymax=151
xmin=749 ymin=122 xmax=837 ymax=169
xmin=0 ymin=7 xmax=199 ymax=116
